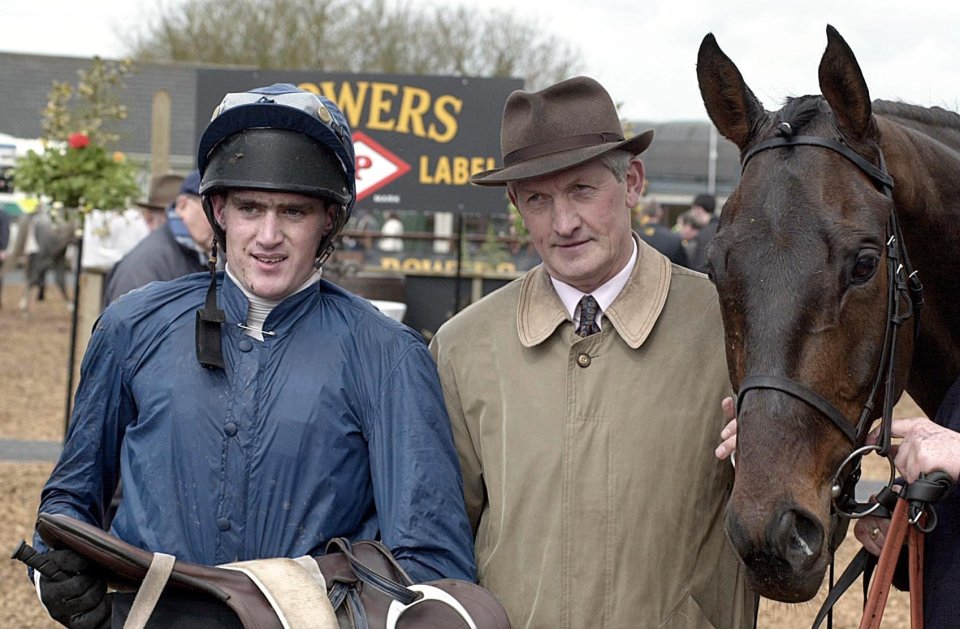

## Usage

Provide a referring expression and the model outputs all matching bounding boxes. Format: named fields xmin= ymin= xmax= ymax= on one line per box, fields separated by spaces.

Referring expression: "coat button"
xmin=217 ymin=517 xmax=231 ymax=531
xmin=224 ymin=422 xmax=238 ymax=437
xmin=576 ymin=352 xmax=591 ymax=368
xmin=238 ymin=339 xmax=253 ymax=352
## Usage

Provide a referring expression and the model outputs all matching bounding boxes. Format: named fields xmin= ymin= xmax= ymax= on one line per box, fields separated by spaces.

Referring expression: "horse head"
xmin=696 ymin=26 xmax=915 ymax=602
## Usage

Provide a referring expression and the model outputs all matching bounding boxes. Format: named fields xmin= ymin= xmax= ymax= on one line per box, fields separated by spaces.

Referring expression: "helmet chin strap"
xmin=315 ymin=242 xmax=335 ymax=269
xmin=196 ymin=237 xmax=226 ymax=369
xmin=314 ymin=203 xmax=346 ymax=268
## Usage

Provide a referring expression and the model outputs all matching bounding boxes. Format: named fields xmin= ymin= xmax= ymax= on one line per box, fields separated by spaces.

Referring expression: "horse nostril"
xmin=769 ymin=507 xmax=824 ymax=570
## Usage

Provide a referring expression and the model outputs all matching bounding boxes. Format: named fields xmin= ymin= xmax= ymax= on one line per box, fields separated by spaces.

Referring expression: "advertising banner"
xmin=196 ymin=70 xmax=522 ymax=215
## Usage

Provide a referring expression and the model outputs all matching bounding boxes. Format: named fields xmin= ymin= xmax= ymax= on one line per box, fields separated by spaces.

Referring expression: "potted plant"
xmin=11 ymin=57 xmax=140 ymax=219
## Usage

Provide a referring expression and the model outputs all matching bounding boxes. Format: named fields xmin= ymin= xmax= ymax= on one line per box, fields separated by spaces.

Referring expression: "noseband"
xmin=734 ymin=122 xmax=924 ymax=517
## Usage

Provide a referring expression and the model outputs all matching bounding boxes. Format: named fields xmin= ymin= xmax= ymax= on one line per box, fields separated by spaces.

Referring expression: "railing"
xmin=331 ymin=228 xmax=538 ymax=281
xmin=337 ymin=229 xmax=529 ymax=247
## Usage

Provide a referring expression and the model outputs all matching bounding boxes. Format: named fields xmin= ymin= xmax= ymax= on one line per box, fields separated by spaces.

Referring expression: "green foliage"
xmin=14 ymin=142 xmax=138 ymax=211
xmin=12 ymin=57 xmax=140 ymax=214
xmin=509 ymin=201 xmax=528 ymax=239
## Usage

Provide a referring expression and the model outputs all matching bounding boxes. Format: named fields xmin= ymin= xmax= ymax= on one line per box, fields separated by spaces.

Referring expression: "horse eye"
xmin=851 ymin=254 xmax=879 ymax=283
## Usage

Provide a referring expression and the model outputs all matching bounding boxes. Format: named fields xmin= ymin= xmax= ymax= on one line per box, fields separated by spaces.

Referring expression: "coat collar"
xmin=516 ymin=233 xmax=671 ymax=349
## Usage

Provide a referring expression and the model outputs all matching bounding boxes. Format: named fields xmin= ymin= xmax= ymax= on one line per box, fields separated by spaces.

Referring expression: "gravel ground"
xmin=0 ymin=282 xmax=916 ymax=627
xmin=1 ymin=462 xmax=58 ymax=629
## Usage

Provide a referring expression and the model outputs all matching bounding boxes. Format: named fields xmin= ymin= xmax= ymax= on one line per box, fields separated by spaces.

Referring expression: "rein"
xmin=810 ymin=472 xmax=953 ymax=629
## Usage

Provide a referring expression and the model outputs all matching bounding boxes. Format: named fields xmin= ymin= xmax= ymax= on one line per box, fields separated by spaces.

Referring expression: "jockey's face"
xmin=212 ymin=189 xmax=334 ymax=300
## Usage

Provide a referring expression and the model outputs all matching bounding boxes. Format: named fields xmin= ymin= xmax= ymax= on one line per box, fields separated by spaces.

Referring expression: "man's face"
xmin=175 ymin=194 xmax=214 ymax=250
xmin=679 ymin=221 xmax=699 ymax=241
xmin=212 ymin=189 xmax=335 ymax=300
xmin=510 ymin=157 xmax=643 ymax=293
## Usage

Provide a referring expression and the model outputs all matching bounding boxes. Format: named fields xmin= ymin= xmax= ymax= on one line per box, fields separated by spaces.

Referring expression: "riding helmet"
xmin=197 ymin=83 xmax=356 ymax=259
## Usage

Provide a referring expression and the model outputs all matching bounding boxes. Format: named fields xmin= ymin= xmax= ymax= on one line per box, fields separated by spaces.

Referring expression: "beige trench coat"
xmin=430 ymin=236 xmax=756 ymax=628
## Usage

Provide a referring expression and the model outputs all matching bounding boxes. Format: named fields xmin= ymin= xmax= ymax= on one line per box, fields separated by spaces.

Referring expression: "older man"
xmin=103 ymin=170 xmax=212 ymax=305
xmin=430 ymin=76 xmax=755 ymax=628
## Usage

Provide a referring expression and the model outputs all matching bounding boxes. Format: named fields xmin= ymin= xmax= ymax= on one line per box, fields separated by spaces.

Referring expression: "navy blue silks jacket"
xmin=37 ymin=272 xmax=476 ymax=583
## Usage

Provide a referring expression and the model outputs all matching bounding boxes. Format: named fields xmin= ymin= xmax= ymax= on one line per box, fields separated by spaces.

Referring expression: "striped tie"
xmin=576 ymin=295 xmax=601 ymax=337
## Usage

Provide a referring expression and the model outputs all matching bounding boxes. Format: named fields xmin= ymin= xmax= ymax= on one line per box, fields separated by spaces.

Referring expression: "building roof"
xmin=632 ymin=119 xmax=741 ymax=201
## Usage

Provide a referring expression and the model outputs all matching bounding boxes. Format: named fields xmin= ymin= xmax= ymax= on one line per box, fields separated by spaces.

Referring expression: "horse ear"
xmin=818 ymin=25 xmax=872 ymax=138
xmin=697 ymin=33 xmax=765 ymax=149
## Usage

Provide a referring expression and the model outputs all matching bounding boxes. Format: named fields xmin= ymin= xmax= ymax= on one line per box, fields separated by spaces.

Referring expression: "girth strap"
xmin=124 ymin=553 xmax=176 ymax=629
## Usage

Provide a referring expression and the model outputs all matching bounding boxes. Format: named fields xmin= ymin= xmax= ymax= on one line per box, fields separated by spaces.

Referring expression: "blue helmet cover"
xmin=198 ymin=83 xmax=356 ymax=212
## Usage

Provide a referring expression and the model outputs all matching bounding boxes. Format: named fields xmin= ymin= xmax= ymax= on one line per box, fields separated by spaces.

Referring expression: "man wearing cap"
xmin=31 ymin=84 xmax=474 ymax=627
xmin=136 ymin=172 xmax=184 ymax=231
xmin=430 ymin=77 xmax=755 ymax=627
xmin=102 ymin=170 xmax=212 ymax=306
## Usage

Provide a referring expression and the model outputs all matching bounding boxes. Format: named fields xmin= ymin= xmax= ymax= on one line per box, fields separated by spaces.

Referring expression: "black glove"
xmin=37 ymin=548 xmax=110 ymax=629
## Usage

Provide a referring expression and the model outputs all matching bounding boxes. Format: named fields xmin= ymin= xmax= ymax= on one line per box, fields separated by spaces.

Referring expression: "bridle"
xmin=733 ymin=121 xmax=924 ymax=518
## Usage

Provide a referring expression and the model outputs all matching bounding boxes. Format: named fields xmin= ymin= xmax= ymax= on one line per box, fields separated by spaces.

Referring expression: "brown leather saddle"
xmin=35 ymin=512 xmax=511 ymax=628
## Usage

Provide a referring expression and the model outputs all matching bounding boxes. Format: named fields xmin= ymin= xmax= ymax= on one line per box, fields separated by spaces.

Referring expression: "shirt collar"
xmin=550 ymin=238 xmax=638 ymax=327
xmin=222 ymin=265 xmax=324 ymax=339
xmin=517 ymin=233 xmax=672 ymax=349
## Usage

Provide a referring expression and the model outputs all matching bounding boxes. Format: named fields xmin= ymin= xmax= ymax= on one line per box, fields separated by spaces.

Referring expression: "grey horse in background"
xmin=17 ymin=210 xmax=77 ymax=313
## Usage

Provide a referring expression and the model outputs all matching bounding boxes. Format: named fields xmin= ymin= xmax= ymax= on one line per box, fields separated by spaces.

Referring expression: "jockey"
xmin=31 ymin=83 xmax=475 ymax=628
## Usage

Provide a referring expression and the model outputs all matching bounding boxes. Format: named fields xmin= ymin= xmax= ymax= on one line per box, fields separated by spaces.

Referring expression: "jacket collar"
xmin=516 ymin=233 xmax=671 ymax=349
xmin=220 ymin=271 xmax=322 ymax=336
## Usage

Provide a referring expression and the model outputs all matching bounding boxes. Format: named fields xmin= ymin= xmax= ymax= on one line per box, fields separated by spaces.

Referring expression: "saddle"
xmin=34 ymin=512 xmax=511 ymax=629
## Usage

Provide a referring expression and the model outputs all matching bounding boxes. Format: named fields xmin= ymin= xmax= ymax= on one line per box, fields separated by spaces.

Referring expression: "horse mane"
xmin=874 ymin=100 xmax=960 ymax=150
xmin=772 ymin=97 xmax=960 ymax=152
xmin=874 ymin=100 xmax=960 ymax=128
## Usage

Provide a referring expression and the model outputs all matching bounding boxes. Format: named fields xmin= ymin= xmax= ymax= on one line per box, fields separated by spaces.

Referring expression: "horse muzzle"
xmin=726 ymin=500 xmax=830 ymax=602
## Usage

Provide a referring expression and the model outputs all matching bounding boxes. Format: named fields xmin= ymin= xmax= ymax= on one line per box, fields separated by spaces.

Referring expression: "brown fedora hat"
xmin=470 ymin=76 xmax=654 ymax=186
xmin=136 ymin=173 xmax=185 ymax=210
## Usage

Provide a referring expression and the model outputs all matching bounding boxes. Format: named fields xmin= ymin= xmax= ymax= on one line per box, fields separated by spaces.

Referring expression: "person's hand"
xmin=37 ymin=549 xmax=109 ymax=629
xmin=867 ymin=417 xmax=960 ymax=483
xmin=854 ymin=515 xmax=892 ymax=557
xmin=715 ymin=396 xmax=737 ymax=460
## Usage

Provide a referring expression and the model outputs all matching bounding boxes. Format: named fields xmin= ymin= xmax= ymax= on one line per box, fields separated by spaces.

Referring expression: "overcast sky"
xmin=5 ymin=0 xmax=960 ymax=121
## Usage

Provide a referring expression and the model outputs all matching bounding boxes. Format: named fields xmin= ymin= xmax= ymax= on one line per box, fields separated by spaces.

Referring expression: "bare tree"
xmin=122 ymin=0 xmax=580 ymax=89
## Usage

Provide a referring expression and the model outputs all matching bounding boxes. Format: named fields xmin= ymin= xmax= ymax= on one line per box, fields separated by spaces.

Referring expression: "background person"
xmin=430 ymin=76 xmax=756 ymax=628
xmin=636 ymin=197 xmax=689 ymax=267
xmin=676 ymin=209 xmax=702 ymax=262
xmin=688 ymin=192 xmax=718 ymax=272
xmin=377 ymin=210 xmax=404 ymax=252
xmin=30 ymin=84 xmax=475 ymax=628
xmin=341 ymin=207 xmax=378 ymax=251
xmin=102 ymin=170 xmax=211 ymax=306
xmin=135 ymin=172 xmax=183 ymax=231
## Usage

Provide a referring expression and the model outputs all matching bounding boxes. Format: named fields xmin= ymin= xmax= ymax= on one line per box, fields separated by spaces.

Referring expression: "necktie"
xmin=576 ymin=295 xmax=601 ymax=337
